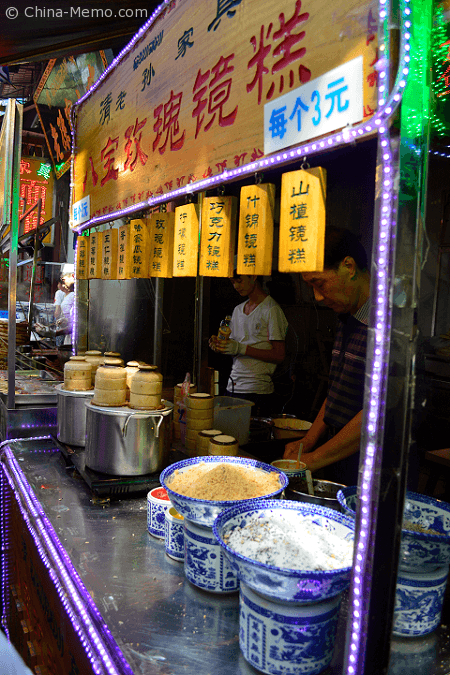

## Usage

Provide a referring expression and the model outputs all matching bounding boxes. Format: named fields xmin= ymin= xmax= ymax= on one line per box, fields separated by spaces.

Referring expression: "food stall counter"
xmin=2 ymin=437 xmax=450 ymax=675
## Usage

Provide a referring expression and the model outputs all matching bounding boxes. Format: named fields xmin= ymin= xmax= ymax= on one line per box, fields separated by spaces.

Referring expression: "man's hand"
xmin=218 ymin=339 xmax=247 ymax=356
xmin=283 ymin=440 xmax=303 ymax=461
xmin=283 ymin=434 xmax=315 ymax=460
xmin=208 ymin=335 xmax=220 ymax=352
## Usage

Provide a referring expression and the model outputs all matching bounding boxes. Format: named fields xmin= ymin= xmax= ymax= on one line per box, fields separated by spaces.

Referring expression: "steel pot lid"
xmin=85 ymin=399 xmax=173 ymax=415
xmin=56 ymin=383 xmax=95 ymax=398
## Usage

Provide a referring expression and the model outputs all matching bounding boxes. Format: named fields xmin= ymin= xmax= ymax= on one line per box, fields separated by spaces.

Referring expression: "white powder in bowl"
xmin=223 ymin=512 xmax=354 ymax=571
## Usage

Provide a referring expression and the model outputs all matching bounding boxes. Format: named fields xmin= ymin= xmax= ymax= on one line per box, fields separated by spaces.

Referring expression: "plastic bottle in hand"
xmin=217 ymin=316 xmax=231 ymax=344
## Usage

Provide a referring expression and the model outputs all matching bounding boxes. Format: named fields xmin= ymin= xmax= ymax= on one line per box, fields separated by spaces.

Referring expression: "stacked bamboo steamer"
xmin=185 ymin=393 xmax=215 ymax=453
xmin=195 ymin=428 xmax=223 ymax=456
xmin=105 ymin=351 xmax=124 ymax=366
xmin=173 ymin=381 xmax=197 ymax=440
xmin=208 ymin=434 xmax=239 ymax=456
xmin=92 ymin=358 xmax=127 ymax=406
xmin=63 ymin=356 xmax=93 ymax=391
xmin=129 ymin=364 xmax=163 ymax=409
xmin=85 ymin=350 xmax=105 ymax=386
xmin=125 ymin=361 xmax=141 ymax=400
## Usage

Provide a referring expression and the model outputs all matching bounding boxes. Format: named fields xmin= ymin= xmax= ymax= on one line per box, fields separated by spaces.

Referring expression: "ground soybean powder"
xmin=167 ymin=463 xmax=281 ymax=501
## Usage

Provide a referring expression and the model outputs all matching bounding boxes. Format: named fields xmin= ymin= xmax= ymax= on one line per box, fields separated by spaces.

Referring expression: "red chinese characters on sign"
xmin=437 ymin=39 xmax=450 ymax=96
xmin=83 ymin=157 xmax=98 ymax=193
xmin=192 ymin=53 xmax=238 ymax=139
xmin=20 ymin=160 xmax=32 ymax=175
xmin=153 ymin=90 xmax=186 ymax=154
xmin=247 ymin=0 xmax=311 ymax=105
xmin=20 ymin=181 xmax=48 ymax=234
xmin=100 ymin=137 xmax=119 ymax=186
xmin=363 ymin=8 xmax=378 ymax=117
xmin=124 ymin=117 xmax=149 ymax=171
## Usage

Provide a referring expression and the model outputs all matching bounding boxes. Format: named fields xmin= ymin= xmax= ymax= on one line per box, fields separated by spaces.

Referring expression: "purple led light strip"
xmin=0 ymin=471 xmax=12 ymax=640
xmin=0 ymin=438 xmax=133 ymax=675
xmin=344 ymin=0 xmax=412 ymax=672
xmin=73 ymin=239 xmax=78 ymax=353
xmin=72 ymin=0 xmax=411 ymax=234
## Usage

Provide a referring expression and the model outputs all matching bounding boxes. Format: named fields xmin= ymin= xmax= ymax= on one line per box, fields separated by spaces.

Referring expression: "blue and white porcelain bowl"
xmin=393 ymin=565 xmax=449 ymax=637
xmin=160 ymin=456 xmax=288 ymax=528
xmin=147 ymin=486 xmax=170 ymax=539
xmin=336 ymin=486 xmax=358 ymax=518
xmin=337 ymin=487 xmax=450 ymax=572
xmin=239 ymin=582 xmax=341 ymax=675
xmin=164 ymin=507 xmax=185 ymax=561
xmin=184 ymin=518 xmax=239 ymax=594
xmin=213 ymin=500 xmax=355 ymax=604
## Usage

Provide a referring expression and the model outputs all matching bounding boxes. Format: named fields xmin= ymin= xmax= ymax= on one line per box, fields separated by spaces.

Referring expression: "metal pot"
xmin=56 ymin=383 xmax=95 ymax=446
xmin=85 ymin=400 xmax=173 ymax=475
xmin=285 ymin=478 xmax=346 ymax=511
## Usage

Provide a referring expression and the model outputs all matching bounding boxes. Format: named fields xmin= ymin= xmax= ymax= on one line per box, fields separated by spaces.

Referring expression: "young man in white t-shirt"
xmin=209 ymin=274 xmax=288 ymax=416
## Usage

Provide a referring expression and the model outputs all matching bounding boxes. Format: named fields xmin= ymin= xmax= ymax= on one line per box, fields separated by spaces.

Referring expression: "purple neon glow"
xmin=0 ymin=437 xmax=133 ymax=675
xmin=72 ymin=240 xmax=78 ymax=353
xmin=0 ymin=471 xmax=12 ymax=641
xmin=71 ymin=0 xmax=412 ymax=234
xmin=343 ymin=0 xmax=413 ymax=672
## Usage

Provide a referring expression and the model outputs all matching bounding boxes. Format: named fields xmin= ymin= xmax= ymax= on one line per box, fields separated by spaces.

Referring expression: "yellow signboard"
xmin=200 ymin=196 xmax=237 ymax=277
xmin=72 ymin=0 xmax=377 ymax=227
xmin=117 ymin=223 xmax=131 ymax=279
xmin=279 ymin=167 xmax=326 ymax=272
xmin=101 ymin=228 xmax=118 ymax=279
xmin=129 ymin=219 xmax=149 ymax=278
xmin=76 ymin=236 xmax=89 ymax=280
xmin=148 ymin=212 xmax=175 ymax=278
xmin=173 ymin=203 xmax=199 ymax=277
xmin=88 ymin=231 xmax=103 ymax=279
xmin=237 ymin=184 xmax=275 ymax=276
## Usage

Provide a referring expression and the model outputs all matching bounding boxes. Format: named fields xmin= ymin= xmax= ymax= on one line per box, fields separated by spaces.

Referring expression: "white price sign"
xmin=264 ymin=56 xmax=364 ymax=155
xmin=72 ymin=195 xmax=90 ymax=228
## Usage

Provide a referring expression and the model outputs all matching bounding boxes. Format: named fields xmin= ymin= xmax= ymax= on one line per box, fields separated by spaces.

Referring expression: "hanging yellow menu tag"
xmin=173 ymin=203 xmax=199 ymax=277
xmin=117 ymin=223 xmax=131 ymax=279
xmin=148 ymin=212 xmax=175 ymax=278
xmin=88 ymin=231 xmax=103 ymax=279
xmin=101 ymin=228 xmax=118 ymax=280
xmin=199 ymin=196 xmax=237 ymax=277
xmin=279 ymin=168 xmax=327 ymax=273
xmin=76 ymin=236 xmax=89 ymax=280
xmin=129 ymin=219 xmax=149 ymax=278
xmin=237 ymin=184 xmax=275 ymax=276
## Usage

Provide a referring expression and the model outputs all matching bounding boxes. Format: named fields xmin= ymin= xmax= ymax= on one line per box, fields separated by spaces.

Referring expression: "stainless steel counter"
xmin=2 ymin=437 xmax=450 ymax=675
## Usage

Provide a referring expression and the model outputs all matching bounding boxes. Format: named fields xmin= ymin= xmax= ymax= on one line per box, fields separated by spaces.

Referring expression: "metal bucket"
xmin=56 ymin=383 xmax=95 ymax=447
xmin=285 ymin=477 xmax=346 ymax=511
xmin=85 ymin=400 xmax=173 ymax=475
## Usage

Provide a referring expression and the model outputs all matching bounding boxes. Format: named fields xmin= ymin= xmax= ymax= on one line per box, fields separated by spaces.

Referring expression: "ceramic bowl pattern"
xmin=213 ymin=500 xmax=355 ymax=604
xmin=389 ymin=633 xmax=438 ymax=675
xmin=160 ymin=456 xmax=288 ymax=528
xmin=147 ymin=487 xmax=170 ymax=539
xmin=270 ymin=459 xmax=307 ymax=479
xmin=164 ymin=507 xmax=185 ymax=561
xmin=184 ymin=518 xmax=239 ymax=594
xmin=393 ymin=565 xmax=449 ymax=637
xmin=239 ymin=582 xmax=341 ymax=675
xmin=337 ymin=487 xmax=450 ymax=572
